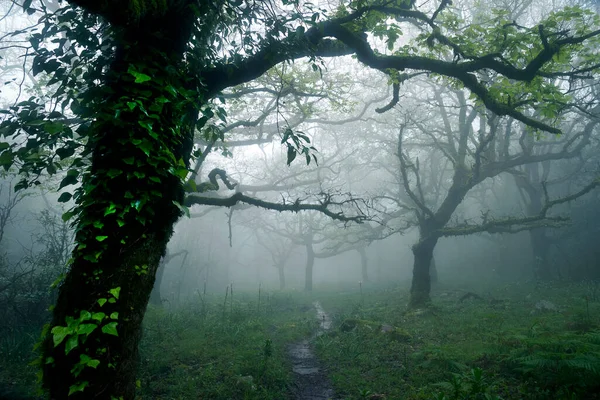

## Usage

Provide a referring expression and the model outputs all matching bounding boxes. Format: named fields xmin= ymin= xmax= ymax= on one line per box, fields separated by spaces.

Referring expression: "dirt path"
xmin=287 ymin=301 xmax=336 ymax=400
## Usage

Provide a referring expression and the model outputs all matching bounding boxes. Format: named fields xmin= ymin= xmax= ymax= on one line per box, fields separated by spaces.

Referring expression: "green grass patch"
xmin=314 ymin=282 xmax=600 ymax=400
xmin=137 ymin=290 xmax=318 ymax=399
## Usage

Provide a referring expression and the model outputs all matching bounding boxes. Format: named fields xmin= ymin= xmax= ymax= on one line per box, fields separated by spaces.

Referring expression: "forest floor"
xmin=1 ymin=280 xmax=600 ymax=399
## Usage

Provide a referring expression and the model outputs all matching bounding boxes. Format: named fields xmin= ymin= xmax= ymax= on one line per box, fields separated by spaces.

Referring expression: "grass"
xmin=2 ymin=281 xmax=600 ymax=399
xmin=137 ymin=290 xmax=318 ymax=399
xmin=313 ymin=281 xmax=600 ymax=400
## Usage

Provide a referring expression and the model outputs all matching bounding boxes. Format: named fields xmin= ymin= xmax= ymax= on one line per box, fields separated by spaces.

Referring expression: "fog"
xmin=2 ymin=0 xmax=600 ymax=399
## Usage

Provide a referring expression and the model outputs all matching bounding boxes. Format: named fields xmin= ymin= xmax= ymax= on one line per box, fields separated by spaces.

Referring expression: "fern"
xmin=507 ymin=331 xmax=600 ymax=391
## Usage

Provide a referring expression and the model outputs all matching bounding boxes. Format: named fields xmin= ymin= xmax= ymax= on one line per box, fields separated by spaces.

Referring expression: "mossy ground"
xmin=1 ymin=281 xmax=599 ymax=399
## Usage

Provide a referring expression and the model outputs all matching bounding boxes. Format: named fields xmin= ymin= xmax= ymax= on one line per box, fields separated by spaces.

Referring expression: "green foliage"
xmin=281 ymin=126 xmax=318 ymax=166
xmin=314 ymin=282 xmax=600 ymax=399
xmin=137 ymin=291 xmax=316 ymax=399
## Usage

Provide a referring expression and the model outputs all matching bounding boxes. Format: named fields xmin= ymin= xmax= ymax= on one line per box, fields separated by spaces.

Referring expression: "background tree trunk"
xmin=357 ymin=246 xmax=369 ymax=282
xmin=409 ymin=236 xmax=438 ymax=308
xmin=277 ymin=263 xmax=286 ymax=290
xmin=430 ymin=256 xmax=438 ymax=285
xmin=305 ymin=244 xmax=315 ymax=292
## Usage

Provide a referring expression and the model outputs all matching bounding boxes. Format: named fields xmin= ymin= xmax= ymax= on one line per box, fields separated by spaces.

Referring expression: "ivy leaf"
xmin=91 ymin=312 xmax=106 ymax=322
xmin=128 ymin=66 xmax=152 ymax=83
xmin=172 ymin=200 xmax=190 ymax=218
xmin=64 ymin=335 xmax=78 ymax=355
xmin=68 ymin=381 xmax=88 ymax=396
xmin=76 ymin=324 xmax=97 ymax=336
xmin=109 ymin=287 xmax=120 ymax=299
xmin=95 ymin=235 xmax=108 ymax=242
xmin=62 ymin=210 xmax=75 ymax=222
xmin=57 ymin=192 xmax=72 ymax=203
xmin=58 ymin=175 xmax=78 ymax=190
xmin=102 ymin=322 xmax=119 ymax=337
xmin=51 ymin=326 xmax=70 ymax=347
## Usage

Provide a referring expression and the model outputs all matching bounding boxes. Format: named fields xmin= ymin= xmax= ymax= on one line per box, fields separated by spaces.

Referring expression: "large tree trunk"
xmin=305 ymin=244 xmax=315 ymax=292
xmin=357 ymin=246 xmax=369 ymax=282
xmin=409 ymin=236 xmax=438 ymax=308
xmin=430 ymin=255 xmax=438 ymax=285
xmin=41 ymin=5 xmax=197 ymax=399
xmin=277 ymin=263 xmax=286 ymax=290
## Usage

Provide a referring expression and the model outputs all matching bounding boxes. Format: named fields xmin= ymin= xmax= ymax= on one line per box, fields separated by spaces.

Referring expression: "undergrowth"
xmin=137 ymin=290 xmax=317 ymax=399
xmin=314 ymin=281 xmax=600 ymax=400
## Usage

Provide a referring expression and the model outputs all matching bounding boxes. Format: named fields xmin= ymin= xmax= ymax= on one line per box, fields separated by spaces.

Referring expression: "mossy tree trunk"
xmin=41 ymin=3 xmax=197 ymax=399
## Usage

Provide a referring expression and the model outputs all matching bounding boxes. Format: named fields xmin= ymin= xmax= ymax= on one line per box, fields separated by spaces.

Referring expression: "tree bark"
xmin=277 ymin=263 xmax=286 ymax=290
xmin=430 ymin=255 xmax=438 ymax=285
xmin=409 ymin=236 xmax=438 ymax=308
xmin=41 ymin=4 xmax=197 ymax=399
xmin=357 ymin=246 xmax=369 ymax=282
xmin=305 ymin=244 xmax=315 ymax=292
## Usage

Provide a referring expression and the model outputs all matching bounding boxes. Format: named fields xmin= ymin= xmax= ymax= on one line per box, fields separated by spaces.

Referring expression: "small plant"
xmin=432 ymin=367 xmax=501 ymax=400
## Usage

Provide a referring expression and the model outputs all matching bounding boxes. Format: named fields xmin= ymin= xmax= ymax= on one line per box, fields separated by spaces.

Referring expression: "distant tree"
xmin=1 ymin=1 xmax=600 ymax=398
xmin=375 ymin=83 xmax=599 ymax=307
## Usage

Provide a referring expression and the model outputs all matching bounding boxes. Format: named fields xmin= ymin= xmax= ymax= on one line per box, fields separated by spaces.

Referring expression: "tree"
xmin=374 ymin=82 xmax=599 ymax=307
xmin=1 ymin=1 xmax=600 ymax=398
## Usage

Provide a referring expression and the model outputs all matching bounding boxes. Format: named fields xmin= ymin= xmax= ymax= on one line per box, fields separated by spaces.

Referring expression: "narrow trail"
xmin=288 ymin=301 xmax=336 ymax=400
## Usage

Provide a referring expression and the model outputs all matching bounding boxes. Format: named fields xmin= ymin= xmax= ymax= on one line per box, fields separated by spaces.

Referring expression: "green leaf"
xmin=62 ymin=210 xmax=75 ymax=222
xmin=110 ymin=312 xmax=119 ymax=320
xmin=95 ymin=235 xmax=108 ymax=242
xmin=109 ymin=287 xmax=121 ymax=299
xmin=76 ymin=324 xmax=97 ymax=336
xmin=64 ymin=335 xmax=78 ymax=355
xmin=86 ymin=359 xmax=100 ymax=368
xmin=51 ymin=326 xmax=71 ymax=347
xmin=138 ymin=120 xmax=153 ymax=131
xmin=128 ymin=66 xmax=152 ymax=83
xmin=56 ymin=147 xmax=75 ymax=160
xmin=172 ymin=200 xmax=190 ymax=218
xmin=59 ymin=173 xmax=78 ymax=190
xmin=97 ymin=298 xmax=107 ymax=307
xmin=68 ymin=381 xmax=88 ymax=396
xmin=107 ymin=169 xmax=122 ymax=178
xmin=102 ymin=322 xmax=119 ymax=337
xmin=57 ymin=192 xmax=72 ymax=203
xmin=79 ymin=311 xmax=91 ymax=321
xmin=91 ymin=312 xmax=106 ymax=322
xmin=104 ymin=203 xmax=117 ymax=216
xmin=286 ymin=146 xmax=296 ymax=165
